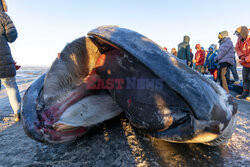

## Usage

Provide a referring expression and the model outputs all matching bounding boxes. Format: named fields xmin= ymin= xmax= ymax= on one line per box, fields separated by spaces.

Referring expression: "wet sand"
xmin=0 ymin=69 xmax=249 ymax=167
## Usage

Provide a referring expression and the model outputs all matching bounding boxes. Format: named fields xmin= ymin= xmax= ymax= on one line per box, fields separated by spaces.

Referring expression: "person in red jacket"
xmin=194 ymin=44 xmax=205 ymax=73
xmin=234 ymin=26 xmax=250 ymax=101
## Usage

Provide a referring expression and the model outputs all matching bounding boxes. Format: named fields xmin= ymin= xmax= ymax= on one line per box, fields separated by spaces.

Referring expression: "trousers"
xmin=0 ymin=76 xmax=21 ymax=115
xmin=218 ymin=63 xmax=230 ymax=93
xmin=242 ymin=66 xmax=250 ymax=95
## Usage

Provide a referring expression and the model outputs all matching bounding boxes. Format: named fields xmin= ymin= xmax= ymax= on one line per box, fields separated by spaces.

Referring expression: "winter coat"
xmin=235 ymin=35 xmax=250 ymax=68
xmin=204 ymin=46 xmax=218 ymax=70
xmin=0 ymin=2 xmax=17 ymax=78
xmin=190 ymin=52 xmax=194 ymax=60
xmin=195 ymin=50 xmax=205 ymax=66
xmin=177 ymin=36 xmax=191 ymax=62
xmin=214 ymin=37 xmax=235 ymax=66
xmin=190 ymin=52 xmax=194 ymax=66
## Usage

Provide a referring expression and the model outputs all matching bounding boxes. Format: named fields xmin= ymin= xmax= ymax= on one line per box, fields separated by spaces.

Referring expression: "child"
xmin=204 ymin=45 xmax=218 ymax=81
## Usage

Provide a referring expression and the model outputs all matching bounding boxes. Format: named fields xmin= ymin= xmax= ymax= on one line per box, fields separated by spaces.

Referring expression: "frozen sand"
xmin=0 ymin=68 xmax=249 ymax=167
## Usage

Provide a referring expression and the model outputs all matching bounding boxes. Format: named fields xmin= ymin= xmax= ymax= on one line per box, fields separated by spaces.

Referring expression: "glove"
xmin=245 ymin=55 xmax=250 ymax=63
xmin=187 ymin=61 xmax=191 ymax=66
xmin=240 ymin=56 xmax=245 ymax=61
xmin=14 ymin=62 xmax=21 ymax=70
xmin=15 ymin=65 xmax=21 ymax=70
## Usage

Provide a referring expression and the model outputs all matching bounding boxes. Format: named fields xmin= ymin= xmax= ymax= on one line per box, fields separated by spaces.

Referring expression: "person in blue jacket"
xmin=204 ymin=45 xmax=218 ymax=81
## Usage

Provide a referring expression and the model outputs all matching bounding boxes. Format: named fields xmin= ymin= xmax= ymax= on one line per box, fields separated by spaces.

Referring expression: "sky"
xmin=5 ymin=0 xmax=250 ymax=66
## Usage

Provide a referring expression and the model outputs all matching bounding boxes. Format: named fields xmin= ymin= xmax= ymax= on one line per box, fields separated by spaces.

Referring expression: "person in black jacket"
xmin=177 ymin=35 xmax=191 ymax=66
xmin=0 ymin=0 xmax=21 ymax=122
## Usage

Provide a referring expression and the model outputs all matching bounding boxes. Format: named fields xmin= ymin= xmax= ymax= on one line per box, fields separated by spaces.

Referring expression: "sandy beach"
xmin=0 ymin=67 xmax=249 ymax=167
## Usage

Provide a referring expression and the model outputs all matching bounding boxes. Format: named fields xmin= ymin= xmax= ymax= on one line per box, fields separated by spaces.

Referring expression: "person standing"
xmin=190 ymin=48 xmax=194 ymax=68
xmin=171 ymin=48 xmax=177 ymax=56
xmin=204 ymin=45 xmax=218 ymax=81
xmin=201 ymin=47 xmax=208 ymax=74
xmin=234 ymin=26 xmax=250 ymax=100
xmin=214 ymin=30 xmax=235 ymax=93
xmin=194 ymin=44 xmax=205 ymax=73
xmin=0 ymin=0 xmax=21 ymax=122
xmin=177 ymin=35 xmax=191 ymax=66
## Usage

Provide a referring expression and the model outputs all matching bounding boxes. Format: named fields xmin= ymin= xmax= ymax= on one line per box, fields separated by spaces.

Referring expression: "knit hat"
xmin=218 ymin=31 xmax=228 ymax=39
xmin=234 ymin=26 xmax=249 ymax=40
xmin=0 ymin=0 xmax=7 ymax=12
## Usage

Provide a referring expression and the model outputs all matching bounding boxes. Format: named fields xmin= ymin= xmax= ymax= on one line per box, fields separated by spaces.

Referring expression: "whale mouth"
xmin=21 ymin=74 xmax=86 ymax=143
xmin=21 ymin=79 xmax=90 ymax=143
xmin=22 ymin=71 xmax=122 ymax=143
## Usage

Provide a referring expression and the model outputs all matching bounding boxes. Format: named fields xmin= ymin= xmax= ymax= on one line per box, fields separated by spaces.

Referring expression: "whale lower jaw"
xmin=53 ymin=93 xmax=123 ymax=131
xmin=157 ymin=114 xmax=237 ymax=145
xmin=204 ymin=113 xmax=237 ymax=146
xmin=162 ymin=132 xmax=218 ymax=144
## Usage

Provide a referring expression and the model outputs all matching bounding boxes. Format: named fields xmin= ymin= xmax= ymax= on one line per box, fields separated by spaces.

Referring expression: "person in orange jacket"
xmin=234 ymin=26 xmax=250 ymax=100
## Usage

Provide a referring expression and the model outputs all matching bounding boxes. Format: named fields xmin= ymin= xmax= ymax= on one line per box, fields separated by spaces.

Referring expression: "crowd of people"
xmin=168 ymin=26 xmax=250 ymax=101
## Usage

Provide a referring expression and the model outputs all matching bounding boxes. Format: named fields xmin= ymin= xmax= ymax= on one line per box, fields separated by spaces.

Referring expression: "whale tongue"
xmin=53 ymin=123 xmax=78 ymax=132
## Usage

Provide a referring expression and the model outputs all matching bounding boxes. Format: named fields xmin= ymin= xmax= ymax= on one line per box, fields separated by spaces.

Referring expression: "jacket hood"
xmin=183 ymin=35 xmax=190 ymax=43
xmin=209 ymin=45 xmax=215 ymax=53
xmin=195 ymin=44 xmax=201 ymax=50
xmin=235 ymin=26 xmax=249 ymax=40
xmin=218 ymin=31 xmax=228 ymax=39
xmin=0 ymin=0 xmax=7 ymax=12
xmin=219 ymin=37 xmax=230 ymax=44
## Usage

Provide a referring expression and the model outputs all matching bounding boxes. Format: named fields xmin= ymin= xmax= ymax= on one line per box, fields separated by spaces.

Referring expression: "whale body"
xmin=21 ymin=26 xmax=237 ymax=145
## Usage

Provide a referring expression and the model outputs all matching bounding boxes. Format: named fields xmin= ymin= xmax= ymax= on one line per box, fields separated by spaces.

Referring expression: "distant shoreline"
xmin=18 ymin=66 xmax=49 ymax=70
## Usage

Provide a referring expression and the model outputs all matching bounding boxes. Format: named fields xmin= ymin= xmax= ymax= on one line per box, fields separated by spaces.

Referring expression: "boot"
xmin=245 ymin=95 xmax=250 ymax=102
xmin=237 ymin=91 xmax=249 ymax=99
xmin=237 ymin=81 xmax=249 ymax=99
xmin=14 ymin=113 xmax=20 ymax=122
xmin=246 ymin=82 xmax=250 ymax=102
xmin=233 ymin=80 xmax=240 ymax=85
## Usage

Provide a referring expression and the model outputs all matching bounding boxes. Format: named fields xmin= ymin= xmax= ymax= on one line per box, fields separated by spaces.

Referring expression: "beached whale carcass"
xmin=21 ymin=26 xmax=238 ymax=145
